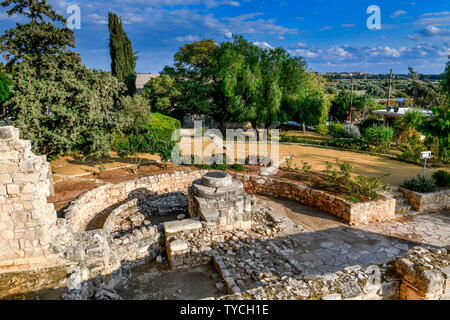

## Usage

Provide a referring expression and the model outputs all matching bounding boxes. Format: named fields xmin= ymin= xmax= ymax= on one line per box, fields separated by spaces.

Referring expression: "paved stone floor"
xmin=259 ymin=197 xmax=450 ymax=276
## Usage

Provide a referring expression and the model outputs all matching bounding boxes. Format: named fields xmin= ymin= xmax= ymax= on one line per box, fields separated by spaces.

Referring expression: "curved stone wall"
xmin=64 ymin=170 xmax=208 ymax=232
xmin=230 ymin=173 xmax=396 ymax=226
xmin=65 ymin=169 xmax=395 ymax=233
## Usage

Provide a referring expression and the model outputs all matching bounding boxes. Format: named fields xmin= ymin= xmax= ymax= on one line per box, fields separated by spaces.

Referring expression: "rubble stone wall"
xmin=0 ymin=126 xmax=60 ymax=270
xmin=400 ymin=187 xmax=450 ymax=213
xmin=65 ymin=170 xmax=208 ymax=232
xmin=231 ymin=173 xmax=396 ymax=226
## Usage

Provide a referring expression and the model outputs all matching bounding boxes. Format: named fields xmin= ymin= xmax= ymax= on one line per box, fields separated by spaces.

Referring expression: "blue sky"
xmin=1 ymin=0 xmax=449 ymax=74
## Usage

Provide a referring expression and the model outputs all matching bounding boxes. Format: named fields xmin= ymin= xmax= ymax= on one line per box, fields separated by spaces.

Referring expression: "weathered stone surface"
xmin=322 ymin=293 xmax=342 ymax=300
xmin=189 ymin=172 xmax=252 ymax=230
xmin=164 ymin=219 xmax=202 ymax=234
xmin=202 ymin=171 xmax=233 ymax=188
xmin=0 ymin=126 xmax=59 ymax=270
xmin=169 ymin=240 xmax=188 ymax=252
xmin=400 ymin=187 xmax=450 ymax=213
xmin=341 ymin=281 xmax=363 ymax=299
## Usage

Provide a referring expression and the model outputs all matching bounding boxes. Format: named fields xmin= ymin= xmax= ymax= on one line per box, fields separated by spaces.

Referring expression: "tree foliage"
xmin=143 ymin=74 xmax=181 ymax=116
xmin=0 ymin=0 xmax=77 ymax=75
xmin=156 ymin=35 xmax=325 ymax=133
xmin=0 ymin=0 xmax=130 ymax=158
xmin=441 ymin=56 xmax=450 ymax=106
xmin=108 ymin=11 xmax=137 ymax=94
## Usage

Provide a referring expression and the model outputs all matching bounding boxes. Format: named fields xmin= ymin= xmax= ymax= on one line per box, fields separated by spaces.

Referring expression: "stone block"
xmin=164 ymin=219 xmax=202 ymax=234
xmin=0 ymin=174 xmax=12 ymax=184
xmin=19 ymin=161 xmax=35 ymax=173
xmin=169 ymin=239 xmax=188 ymax=252
xmin=199 ymin=207 xmax=219 ymax=222
xmin=322 ymin=293 xmax=342 ymax=300
xmin=0 ymin=127 xmax=16 ymax=140
xmin=6 ymin=184 xmax=20 ymax=195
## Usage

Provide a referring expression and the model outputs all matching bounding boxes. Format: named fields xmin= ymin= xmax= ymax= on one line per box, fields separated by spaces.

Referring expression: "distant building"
xmin=136 ymin=73 xmax=159 ymax=94
xmin=373 ymin=107 xmax=433 ymax=126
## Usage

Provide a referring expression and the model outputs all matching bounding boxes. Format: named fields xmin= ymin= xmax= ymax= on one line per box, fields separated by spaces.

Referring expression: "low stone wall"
xmin=231 ymin=173 xmax=396 ymax=226
xmin=0 ymin=126 xmax=61 ymax=270
xmin=396 ymin=246 xmax=449 ymax=300
xmin=400 ymin=187 xmax=450 ymax=213
xmin=65 ymin=170 xmax=208 ymax=232
xmin=112 ymin=224 xmax=164 ymax=263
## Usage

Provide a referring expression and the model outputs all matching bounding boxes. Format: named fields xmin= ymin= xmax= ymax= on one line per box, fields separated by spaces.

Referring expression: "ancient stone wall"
xmin=0 ymin=126 xmax=60 ymax=270
xmin=231 ymin=173 xmax=396 ymax=226
xmin=400 ymin=187 xmax=450 ymax=213
xmin=396 ymin=246 xmax=449 ymax=300
xmin=65 ymin=170 xmax=208 ymax=232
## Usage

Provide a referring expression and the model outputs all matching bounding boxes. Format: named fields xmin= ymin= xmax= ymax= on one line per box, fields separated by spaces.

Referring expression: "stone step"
xmin=396 ymin=210 xmax=420 ymax=218
xmin=391 ymin=191 xmax=405 ymax=199
xmin=389 ymin=186 xmax=400 ymax=192
xmin=395 ymin=204 xmax=413 ymax=214
xmin=395 ymin=198 xmax=409 ymax=206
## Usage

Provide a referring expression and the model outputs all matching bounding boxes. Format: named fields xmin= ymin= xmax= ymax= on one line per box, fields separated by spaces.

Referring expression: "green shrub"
xmin=401 ymin=175 xmax=437 ymax=193
xmin=343 ymin=125 xmax=361 ymax=139
xmin=432 ymin=170 xmax=450 ymax=187
xmin=145 ymin=113 xmax=181 ymax=142
xmin=398 ymin=134 xmax=426 ymax=163
xmin=230 ymin=163 xmax=246 ymax=171
xmin=315 ymin=123 xmax=329 ymax=136
xmin=361 ymin=117 xmax=379 ymax=133
xmin=364 ymin=126 xmax=394 ymax=153
xmin=114 ymin=131 xmax=176 ymax=165
xmin=330 ymin=122 xmax=345 ymax=137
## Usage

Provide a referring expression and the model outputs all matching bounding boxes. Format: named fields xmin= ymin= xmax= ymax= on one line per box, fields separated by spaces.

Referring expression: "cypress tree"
xmin=108 ymin=12 xmax=137 ymax=94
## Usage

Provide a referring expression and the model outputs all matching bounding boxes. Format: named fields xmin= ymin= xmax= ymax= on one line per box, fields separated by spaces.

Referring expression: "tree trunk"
xmin=302 ymin=122 xmax=306 ymax=134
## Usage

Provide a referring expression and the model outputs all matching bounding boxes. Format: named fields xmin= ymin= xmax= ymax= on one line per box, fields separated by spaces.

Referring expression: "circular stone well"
xmin=202 ymin=171 xmax=233 ymax=188
xmin=188 ymin=172 xmax=252 ymax=230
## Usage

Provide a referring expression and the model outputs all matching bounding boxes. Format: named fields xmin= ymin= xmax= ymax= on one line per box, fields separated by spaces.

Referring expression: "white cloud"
xmin=253 ymin=41 xmax=273 ymax=49
xmin=390 ymin=10 xmax=407 ymax=18
xmin=175 ymin=35 xmax=200 ymax=42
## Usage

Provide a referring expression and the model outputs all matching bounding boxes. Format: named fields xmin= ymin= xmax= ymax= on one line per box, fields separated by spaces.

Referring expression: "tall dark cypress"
xmin=108 ymin=12 xmax=137 ymax=94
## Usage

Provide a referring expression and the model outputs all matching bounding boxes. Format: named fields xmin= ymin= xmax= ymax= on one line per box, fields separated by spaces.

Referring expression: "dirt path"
xmin=176 ymin=138 xmax=446 ymax=186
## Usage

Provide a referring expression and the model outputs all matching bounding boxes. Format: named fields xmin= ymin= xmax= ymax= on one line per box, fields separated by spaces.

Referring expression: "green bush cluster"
xmin=280 ymin=135 xmax=371 ymax=152
xmin=145 ymin=112 xmax=181 ymax=142
xmin=304 ymin=159 xmax=389 ymax=201
xmin=401 ymin=175 xmax=437 ymax=193
xmin=329 ymin=122 xmax=345 ymax=136
xmin=364 ymin=126 xmax=394 ymax=153
xmin=432 ymin=170 xmax=450 ymax=187
xmin=315 ymin=123 xmax=329 ymax=136
xmin=398 ymin=134 xmax=426 ymax=163
xmin=114 ymin=131 xmax=175 ymax=163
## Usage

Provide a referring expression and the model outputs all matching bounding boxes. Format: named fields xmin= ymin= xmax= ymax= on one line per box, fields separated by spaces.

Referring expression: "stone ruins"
xmin=188 ymin=171 xmax=252 ymax=231
xmin=0 ymin=126 xmax=449 ymax=300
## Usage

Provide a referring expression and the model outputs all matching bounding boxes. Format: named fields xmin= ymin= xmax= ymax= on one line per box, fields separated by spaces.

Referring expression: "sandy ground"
xmin=177 ymin=138 xmax=443 ymax=186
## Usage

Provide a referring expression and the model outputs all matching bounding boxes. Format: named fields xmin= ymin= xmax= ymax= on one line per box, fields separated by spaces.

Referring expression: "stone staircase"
xmin=382 ymin=186 xmax=419 ymax=217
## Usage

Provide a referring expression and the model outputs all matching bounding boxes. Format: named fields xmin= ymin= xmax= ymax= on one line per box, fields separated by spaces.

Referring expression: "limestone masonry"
xmin=0 ymin=126 xmax=59 ymax=270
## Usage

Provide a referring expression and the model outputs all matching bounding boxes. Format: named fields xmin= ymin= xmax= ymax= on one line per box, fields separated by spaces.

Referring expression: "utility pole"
xmin=387 ymin=69 xmax=393 ymax=108
xmin=349 ymin=74 xmax=354 ymax=124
